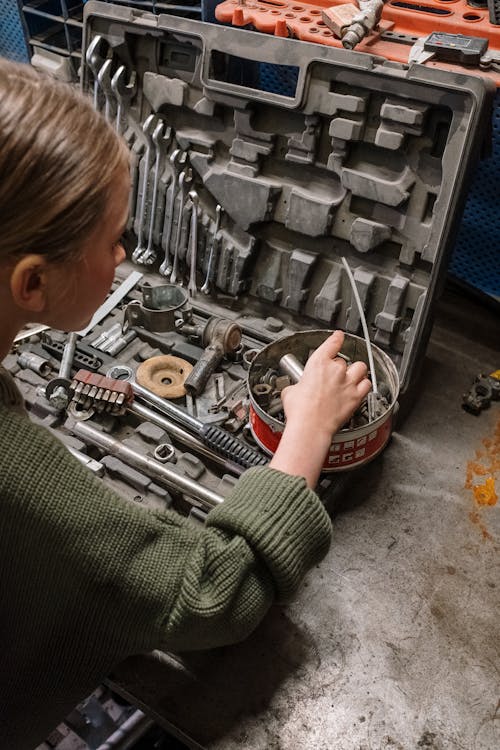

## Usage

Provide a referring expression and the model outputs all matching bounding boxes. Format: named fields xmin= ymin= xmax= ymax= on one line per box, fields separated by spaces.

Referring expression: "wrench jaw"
xmin=170 ymin=168 xmax=193 ymax=286
xmin=111 ymin=65 xmax=137 ymax=136
xmin=85 ymin=35 xmax=109 ymax=111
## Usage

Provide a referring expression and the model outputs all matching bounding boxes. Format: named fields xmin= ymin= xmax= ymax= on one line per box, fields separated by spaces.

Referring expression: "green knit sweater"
xmin=0 ymin=368 xmax=332 ymax=749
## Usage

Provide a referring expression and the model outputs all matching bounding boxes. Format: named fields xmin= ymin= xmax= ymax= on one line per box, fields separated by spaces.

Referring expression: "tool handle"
xmin=200 ymin=424 xmax=268 ymax=469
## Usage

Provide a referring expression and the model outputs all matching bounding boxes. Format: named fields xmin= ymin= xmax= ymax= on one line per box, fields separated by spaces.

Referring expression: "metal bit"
xmin=201 ymin=204 xmax=222 ymax=295
xmin=187 ymin=190 xmax=199 ymax=297
xmin=90 ymin=322 xmax=122 ymax=351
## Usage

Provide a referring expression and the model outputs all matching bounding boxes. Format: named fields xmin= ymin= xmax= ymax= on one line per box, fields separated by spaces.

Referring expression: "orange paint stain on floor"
xmin=465 ymin=415 xmax=500 ymax=541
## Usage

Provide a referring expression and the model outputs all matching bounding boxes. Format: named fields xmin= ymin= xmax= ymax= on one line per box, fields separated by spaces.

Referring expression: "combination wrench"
xmin=201 ymin=204 xmax=223 ymax=295
xmin=170 ymin=168 xmax=192 ymax=285
xmin=159 ymin=149 xmax=187 ymax=277
xmin=97 ymin=58 xmax=114 ymax=122
xmin=85 ymin=35 xmax=107 ymax=109
xmin=132 ymin=114 xmax=156 ymax=263
xmin=187 ymin=190 xmax=199 ymax=297
xmin=141 ymin=119 xmax=171 ymax=266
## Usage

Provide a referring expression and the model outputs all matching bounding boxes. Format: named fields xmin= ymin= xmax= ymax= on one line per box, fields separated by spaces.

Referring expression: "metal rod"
xmin=72 ymin=420 xmax=224 ymax=508
xmin=133 ymin=378 xmax=201 ymax=432
xmin=279 ymin=353 xmax=304 ymax=384
xmin=95 ymin=710 xmax=154 ymax=750
xmin=14 ymin=324 xmax=50 ymax=343
xmin=341 ymin=257 xmax=378 ymax=394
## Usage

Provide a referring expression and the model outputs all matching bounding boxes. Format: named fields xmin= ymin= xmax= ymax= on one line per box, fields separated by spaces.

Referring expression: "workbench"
xmin=107 ymin=286 xmax=500 ymax=750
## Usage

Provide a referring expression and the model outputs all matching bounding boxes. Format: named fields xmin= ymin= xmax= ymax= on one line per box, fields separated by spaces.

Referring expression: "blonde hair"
xmin=0 ymin=57 xmax=129 ymax=263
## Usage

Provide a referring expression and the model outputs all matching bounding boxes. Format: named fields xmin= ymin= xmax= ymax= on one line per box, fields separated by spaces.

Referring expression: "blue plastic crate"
xmin=0 ymin=0 xmax=29 ymax=62
xmin=449 ymin=90 xmax=500 ymax=299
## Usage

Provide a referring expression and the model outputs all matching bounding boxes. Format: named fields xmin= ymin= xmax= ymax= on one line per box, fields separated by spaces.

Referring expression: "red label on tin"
xmin=249 ymin=406 xmax=392 ymax=471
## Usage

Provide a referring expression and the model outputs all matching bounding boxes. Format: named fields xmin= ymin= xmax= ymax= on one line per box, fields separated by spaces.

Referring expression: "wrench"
xmin=97 ymin=58 xmax=114 ymax=122
xmin=141 ymin=120 xmax=171 ymax=266
xmin=132 ymin=114 xmax=156 ymax=263
xmin=187 ymin=190 xmax=199 ymax=297
xmin=201 ymin=204 xmax=223 ymax=295
xmin=159 ymin=149 xmax=187 ymax=277
xmin=127 ymin=133 xmax=143 ymax=232
xmin=170 ymin=168 xmax=192 ymax=285
xmin=111 ymin=65 xmax=137 ymax=135
xmin=85 ymin=35 xmax=107 ymax=109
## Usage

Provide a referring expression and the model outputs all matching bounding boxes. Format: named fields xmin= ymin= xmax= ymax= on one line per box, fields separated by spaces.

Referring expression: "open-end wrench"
xmin=187 ymin=190 xmax=199 ymax=298
xmin=111 ymin=65 xmax=137 ymax=135
xmin=97 ymin=58 xmax=114 ymax=122
xmin=170 ymin=168 xmax=192 ymax=285
xmin=132 ymin=114 xmax=156 ymax=263
xmin=85 ymin=35 xmax=107 ymax=110
xmin=141 ymin=120 xmax=171 ymax=266
xmin=201 ymin=204 xmax=223 ymax=295
xmin=159 ymin=149 xmax=187 ymax=277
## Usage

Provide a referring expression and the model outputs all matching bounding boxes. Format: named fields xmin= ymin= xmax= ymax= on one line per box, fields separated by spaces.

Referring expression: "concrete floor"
xmin=109 ymin=286 xmax=500 ymax=750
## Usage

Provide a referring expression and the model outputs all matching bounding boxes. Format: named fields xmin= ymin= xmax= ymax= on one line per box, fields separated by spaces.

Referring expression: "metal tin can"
xmin=248 ymin=330 xmax=400 ymax=472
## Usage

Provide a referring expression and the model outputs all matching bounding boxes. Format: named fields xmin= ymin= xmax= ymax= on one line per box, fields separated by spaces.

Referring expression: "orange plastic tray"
xmin=215 ymin=0 xmax=500 ymax=85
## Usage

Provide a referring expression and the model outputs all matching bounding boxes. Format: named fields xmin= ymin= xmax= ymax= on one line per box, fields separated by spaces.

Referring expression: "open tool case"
xmin=9 ymin=0 xmax=493 ymax=513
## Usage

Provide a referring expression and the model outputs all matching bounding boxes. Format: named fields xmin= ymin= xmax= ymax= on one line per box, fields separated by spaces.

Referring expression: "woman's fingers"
xmin=345 ymin=360 xmax=368 ymax=382
xmin=358 ymin=377 xmax=373 ymax=399
xmin=311 ymin=330 xmax=345 ymax=362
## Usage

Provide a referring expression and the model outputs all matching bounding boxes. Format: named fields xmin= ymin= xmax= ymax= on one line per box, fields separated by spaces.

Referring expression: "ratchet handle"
xmin=200 ymin=424 xmax=267 ymax=469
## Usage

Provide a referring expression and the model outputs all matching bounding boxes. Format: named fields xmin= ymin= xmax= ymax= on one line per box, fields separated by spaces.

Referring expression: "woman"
xmin=0 ymin=58 xmax=371 ymax=748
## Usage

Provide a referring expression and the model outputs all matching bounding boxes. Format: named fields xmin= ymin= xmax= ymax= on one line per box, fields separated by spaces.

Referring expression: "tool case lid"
xmin=83 ymin=1 xmax=494 ymax=396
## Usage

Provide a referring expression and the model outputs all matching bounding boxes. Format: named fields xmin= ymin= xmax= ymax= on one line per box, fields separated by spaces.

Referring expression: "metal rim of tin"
xmin=247 ymin=330 xmax=400 ymax=472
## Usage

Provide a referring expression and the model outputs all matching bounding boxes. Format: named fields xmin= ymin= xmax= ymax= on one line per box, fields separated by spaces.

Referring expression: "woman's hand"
xmin=269 ymin=331 xmax=372 ymax=488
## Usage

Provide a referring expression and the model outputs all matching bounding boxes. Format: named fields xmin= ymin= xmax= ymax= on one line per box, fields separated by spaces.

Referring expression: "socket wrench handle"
xmin=107 ymin=364 xmax=266 ymax=470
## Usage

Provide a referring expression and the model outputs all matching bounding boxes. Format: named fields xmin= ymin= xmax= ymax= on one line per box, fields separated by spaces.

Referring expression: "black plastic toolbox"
xmin=8 ymin=0 xmax=494 ymax=507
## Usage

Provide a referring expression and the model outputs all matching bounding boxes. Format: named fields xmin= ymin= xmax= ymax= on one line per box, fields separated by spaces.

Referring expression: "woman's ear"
xmin=9 ymin=254 xmax=50 ymax=314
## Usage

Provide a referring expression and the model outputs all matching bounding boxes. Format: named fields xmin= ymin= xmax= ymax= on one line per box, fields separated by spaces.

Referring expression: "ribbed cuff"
xmin=206 ymin=467 xmax=332 ymax=601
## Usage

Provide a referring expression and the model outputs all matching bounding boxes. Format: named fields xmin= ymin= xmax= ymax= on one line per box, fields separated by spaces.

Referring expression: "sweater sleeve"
xmin=0 ymin=405 xmax=332 ymax=658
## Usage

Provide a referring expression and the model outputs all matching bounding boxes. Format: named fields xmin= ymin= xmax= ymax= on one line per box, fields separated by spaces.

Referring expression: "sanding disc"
xmin=136 ymin=355 xmax=193 ymax=399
